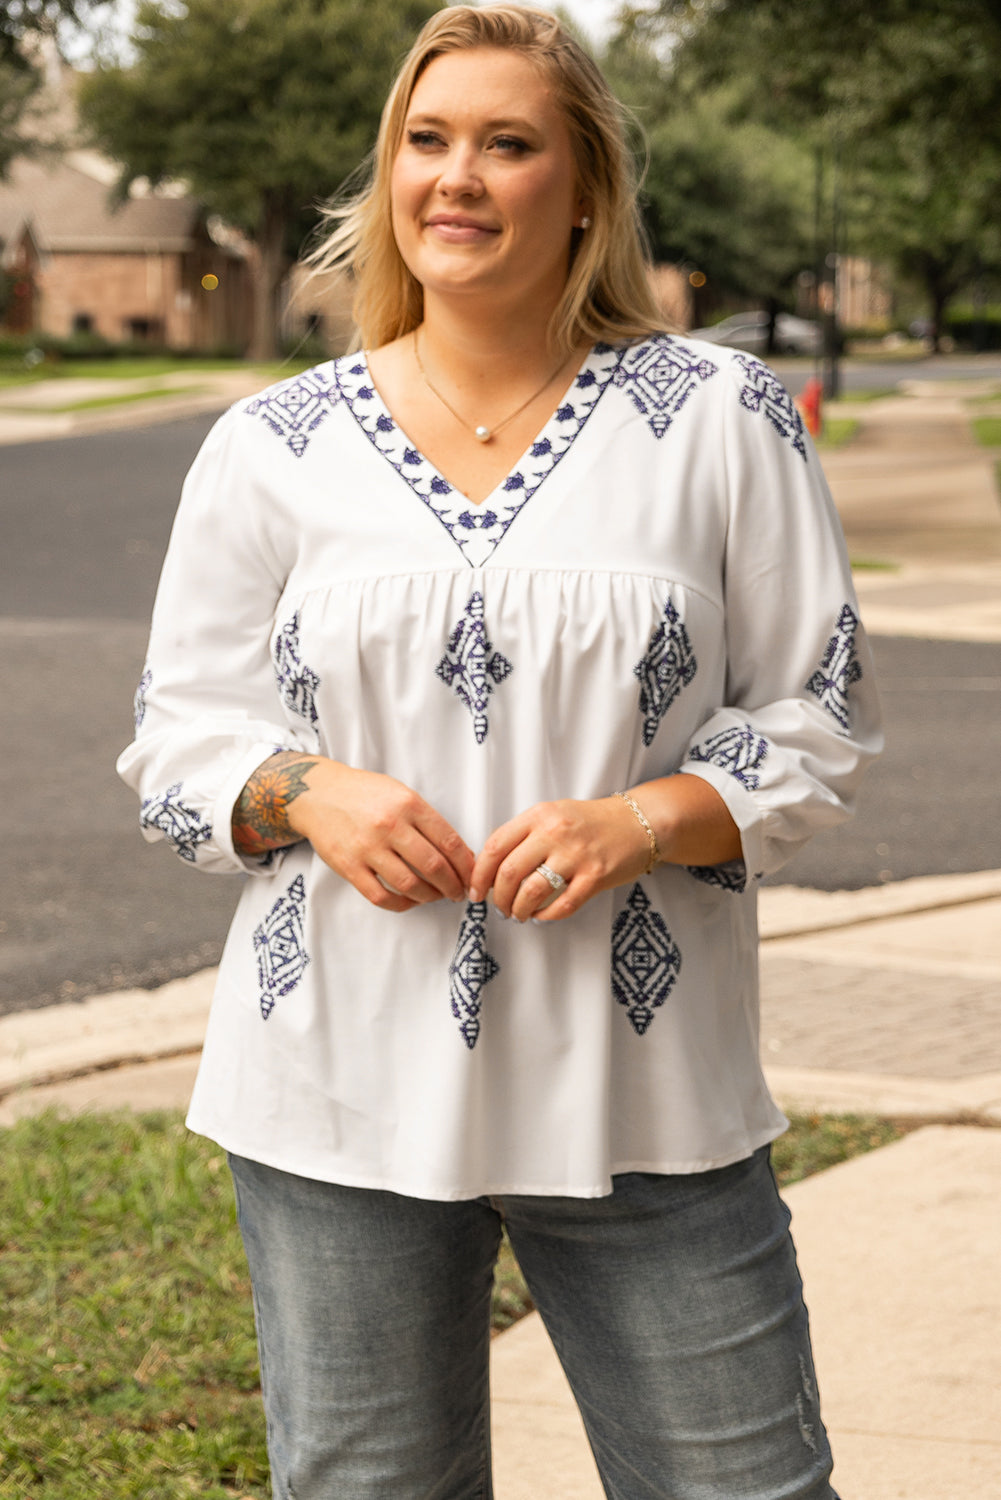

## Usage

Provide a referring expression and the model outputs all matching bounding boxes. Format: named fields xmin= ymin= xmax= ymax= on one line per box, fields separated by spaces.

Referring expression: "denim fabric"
xmin=229 ymin=1148 xmax=838 ymax=1500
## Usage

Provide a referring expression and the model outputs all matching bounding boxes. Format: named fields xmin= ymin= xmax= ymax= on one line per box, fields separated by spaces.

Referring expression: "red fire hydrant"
xmin=797 ymin=376 xmax=823 ymax=438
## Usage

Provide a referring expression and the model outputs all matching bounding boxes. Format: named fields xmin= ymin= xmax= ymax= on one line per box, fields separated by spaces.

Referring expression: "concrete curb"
xmin=757 ymin=867 xmax=1001 ymax=940
xmin=765 ymin=1062 xmax=1001 ymax=1124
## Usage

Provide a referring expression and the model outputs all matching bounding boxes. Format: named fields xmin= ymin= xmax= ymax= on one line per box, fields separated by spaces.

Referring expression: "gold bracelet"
xmin=613 ymin=790 xmax=660 ymax=874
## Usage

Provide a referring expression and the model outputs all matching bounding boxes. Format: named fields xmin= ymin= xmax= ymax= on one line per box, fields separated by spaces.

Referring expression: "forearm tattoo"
xmin=232 ymin=751 xmax=319 ymax=856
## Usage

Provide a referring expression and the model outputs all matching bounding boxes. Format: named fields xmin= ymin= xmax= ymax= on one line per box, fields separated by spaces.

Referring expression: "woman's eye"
xmin=406 ymin=129 xmax=442 ymax=149
xmin=492 ymin=136 xmax=529 ymax=155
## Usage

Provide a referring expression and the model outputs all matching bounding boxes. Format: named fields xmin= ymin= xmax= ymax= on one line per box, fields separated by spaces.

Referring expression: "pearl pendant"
xmin=474 ymin=425 xmax=492 ymax=443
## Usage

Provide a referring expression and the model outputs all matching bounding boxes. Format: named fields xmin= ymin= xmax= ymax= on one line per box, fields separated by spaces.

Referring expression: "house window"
xmin=126 ymin=318 xmax=163 ymax=342
xmin=73 ymin=313 xmax=94 ymax=334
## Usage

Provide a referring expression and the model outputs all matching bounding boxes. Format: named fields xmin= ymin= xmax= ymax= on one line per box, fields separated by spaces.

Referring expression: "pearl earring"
xmin=579 ymin=216 xmax=591 ymax=229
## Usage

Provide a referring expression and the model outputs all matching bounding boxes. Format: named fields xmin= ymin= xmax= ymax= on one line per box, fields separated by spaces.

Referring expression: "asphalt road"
xmin=2 ymin=396 xmax=999 ymax=1017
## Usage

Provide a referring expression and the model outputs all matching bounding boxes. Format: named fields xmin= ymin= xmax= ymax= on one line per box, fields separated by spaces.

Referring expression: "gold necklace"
xmin=413 ymin=329 xmax=571 ymax=444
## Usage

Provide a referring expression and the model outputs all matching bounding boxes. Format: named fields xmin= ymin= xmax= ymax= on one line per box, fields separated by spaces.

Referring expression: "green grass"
xmin=0 ymin=356 xmax=315 ymax=392
xmin=0 ymin=1109 xmax=906 ymax=1497
xmin=971 ymin=416 xmax=1001 ymax=446
xmin=0 ymin=385 xmax=208 ymax=415
xmin=827 ymin=385 xmax=900 ymax=404
xmin=816 ymin=416 xmax=859 ymax=449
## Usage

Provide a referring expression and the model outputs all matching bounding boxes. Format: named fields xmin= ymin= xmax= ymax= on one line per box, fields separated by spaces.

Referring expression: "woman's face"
xmin=391 ymin=46 xmax=585 ymax=318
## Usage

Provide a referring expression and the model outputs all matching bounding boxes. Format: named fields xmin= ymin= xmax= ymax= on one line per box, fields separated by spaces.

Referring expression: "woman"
xmin=119 ymin=7 xmax=881 ymax=1496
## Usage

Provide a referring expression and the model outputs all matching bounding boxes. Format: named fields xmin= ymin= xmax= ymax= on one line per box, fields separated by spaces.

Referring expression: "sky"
xmin=560 ymin=0 xmax=625 ymax=43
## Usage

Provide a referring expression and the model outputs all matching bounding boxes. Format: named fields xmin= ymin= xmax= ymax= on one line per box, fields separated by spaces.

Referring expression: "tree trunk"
xmin=922 ymin=258 xmax=956 ymax=356
xmin=248 ymin=191 xmax=289 ymax=362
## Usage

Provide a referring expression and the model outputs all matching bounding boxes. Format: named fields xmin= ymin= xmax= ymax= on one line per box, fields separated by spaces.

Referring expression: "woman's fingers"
xmin=288 ymin=762 xmax=475 ymax=910
xmin=408 ymin=807 xmax=476 ymax=898
xmin=476 ymin=797 xmax=652 ymax=922
xmin=469 ymin=813 xmax=534 ymax=906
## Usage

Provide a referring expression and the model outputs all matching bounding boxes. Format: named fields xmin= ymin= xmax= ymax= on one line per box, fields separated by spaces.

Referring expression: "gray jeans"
xmin=229 ymin=1146 xmax=838 ymax=1500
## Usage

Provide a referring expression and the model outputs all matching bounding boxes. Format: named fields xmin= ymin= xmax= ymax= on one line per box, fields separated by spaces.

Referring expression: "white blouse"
xmin=118 ymin=336 xmax=882 ymax=1200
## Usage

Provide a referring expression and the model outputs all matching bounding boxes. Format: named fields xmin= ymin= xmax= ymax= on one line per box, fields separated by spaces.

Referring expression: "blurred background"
xmin=3 ymin=0 xmax=999 ymax=368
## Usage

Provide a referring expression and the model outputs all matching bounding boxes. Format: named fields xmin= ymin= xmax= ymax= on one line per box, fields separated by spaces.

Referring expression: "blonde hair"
xmin=307 ymin=4 xmax=668 ymax=355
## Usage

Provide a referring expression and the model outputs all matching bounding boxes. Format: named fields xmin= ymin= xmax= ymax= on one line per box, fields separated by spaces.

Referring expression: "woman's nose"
xmin=437 ymin=144 xmax=484 ymax=197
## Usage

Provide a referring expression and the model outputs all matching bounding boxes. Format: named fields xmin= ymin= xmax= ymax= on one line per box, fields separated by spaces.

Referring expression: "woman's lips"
xmin=425 ymin=216 xmax=499 ymax=242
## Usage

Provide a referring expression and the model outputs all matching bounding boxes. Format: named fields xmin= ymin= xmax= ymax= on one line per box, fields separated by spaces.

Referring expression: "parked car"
xmin=689 ymin=310 xmax=822 ymax=356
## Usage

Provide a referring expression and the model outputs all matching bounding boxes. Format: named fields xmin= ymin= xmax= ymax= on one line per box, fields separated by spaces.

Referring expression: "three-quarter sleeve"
xmin=117 ymin=409 xmax=308 ymax=876
xmin=678 ymin=354 xmax=883 ymax=885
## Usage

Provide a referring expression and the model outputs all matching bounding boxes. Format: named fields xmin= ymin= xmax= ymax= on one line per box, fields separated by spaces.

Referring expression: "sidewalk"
xmin=0 ymin=367 xmax=272 ymax=445
xmin=3 ymin=379 xmax=1000 ymax=1496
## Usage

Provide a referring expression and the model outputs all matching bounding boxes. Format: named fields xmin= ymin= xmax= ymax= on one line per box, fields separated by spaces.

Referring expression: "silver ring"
xmin=535 ymin=863 xmax=567 ymax=895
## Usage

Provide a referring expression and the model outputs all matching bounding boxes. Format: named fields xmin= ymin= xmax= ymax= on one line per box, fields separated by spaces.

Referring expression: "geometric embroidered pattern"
xmin=612 ymin=334 xmax=718 ymax=438
xmin=805 ymin=603 xmax=862 ymax=733
xmin=610 ymin=883 xmax=681 ymax=1036
xmin=243 ymin=367 xmax=343 ymax=458
xmin=139 ymin=781 xmax=212 ymax=863
xmin=253 ymin=874 xmax=309 ymax=1019
xmin=686 ymin=859 xmax=748 ymax=894
xmin=436 ymin=592 xmax=513 ymax=744
xmin=133 ymin=665 xmax=152 ymax=731
xmin=334 ymin=345 xmax=622 ymax=567
xmin=448 ymin=900 xmax=500 ymax=1049
xmin=634 ymin=597 xmax=697 ymax=746
xmin=734 ymin=353 xmax=807 ymax=461
xmin=273 ymin=611 xmax=321 ymax=726
xmin=687 ymin=723 xmax=769 ymax=790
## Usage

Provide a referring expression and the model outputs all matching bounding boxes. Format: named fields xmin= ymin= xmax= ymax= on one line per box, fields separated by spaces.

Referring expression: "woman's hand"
xmin=233 ymin=752 xmax=475 ymax=913
xmin=469 ymin=795 xmax=651 ymax=923
xmin=470 ymin=775 xmax=742 ymax=923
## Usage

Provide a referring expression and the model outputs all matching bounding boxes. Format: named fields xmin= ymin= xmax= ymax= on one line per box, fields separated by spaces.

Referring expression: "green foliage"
xmin=0 ymin=53 xmax=42 ymax=175
xmin=78 ymin=0 xmax=439 ymax=354
xmin=815 ymin=417 xmax=859 ymax=450
xmin=0 ymin=0 xmax=90 ymax=65
xmin=947 ymin=309 xmax=1001 ymax=352
xmin=635 ymin=0 xmax=1001 ymax=333
xmin=971 ymin=416 xmax=1001 ymax=446
xmin=602 ymin=32 xmax=814 ymax=305
xmin=79 ymin=0 xmax=436 ymax=231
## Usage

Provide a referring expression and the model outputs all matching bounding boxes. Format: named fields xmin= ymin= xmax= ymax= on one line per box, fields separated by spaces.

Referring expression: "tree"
xmin=601 ymin=25 xmax=814 ymax=328
xmin=641 ymin=0 xmax=1001 ymax=344
xmin=78 ymin=0 xmax=439 ymax=358
xmin=0 ymin=0 xmax=96 ymax=174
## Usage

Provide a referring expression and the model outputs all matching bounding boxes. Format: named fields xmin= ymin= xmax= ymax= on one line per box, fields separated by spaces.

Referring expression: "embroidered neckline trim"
xmin=333 ymin=343 xmax=624 ymax=567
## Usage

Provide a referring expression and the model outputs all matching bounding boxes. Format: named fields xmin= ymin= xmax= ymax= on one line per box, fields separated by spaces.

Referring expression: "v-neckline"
xmin=334 ymin=343 xmax=623 ymax=567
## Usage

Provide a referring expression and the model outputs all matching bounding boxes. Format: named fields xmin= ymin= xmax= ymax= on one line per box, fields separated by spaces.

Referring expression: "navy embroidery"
xmin=133 ymin=666 xmax=152 ymax=731
xmin=735 ymin=355 xmax=807 ymax=460
xmin=634 ymin=598 xmax=697 ymax=746
xmin=611 ymin=884 xmax=681 ymax=1036
xmin=805 ymin=604 xmax=862 ymax=732
xmin=612 ymin=335 xmax=718 ymax=438
xmin=335 ymin=345 xmax=622 ymax=566
xmin=686 ymin=859 xmax=747 ymax=894
xmin=449 ymin=900 xmax=500 ymax=1049
xmin=273 ymin=612 xmax=321 ymax=726
xmin=688 ymin=724 xmax=769 ymax=789
xmin=244 ymin=366 xmax=342 ymax=457
xmin=253 ymin=874 xmax=309 ymax=1019
xmin=436 ymin=592 xmax=513 ymax=743
xmin=140 ymin=782 xmax=212 ymax=863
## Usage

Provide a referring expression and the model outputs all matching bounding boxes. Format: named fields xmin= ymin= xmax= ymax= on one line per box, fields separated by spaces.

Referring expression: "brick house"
xmin=0 ymin=150 xmax=254 ymax=351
